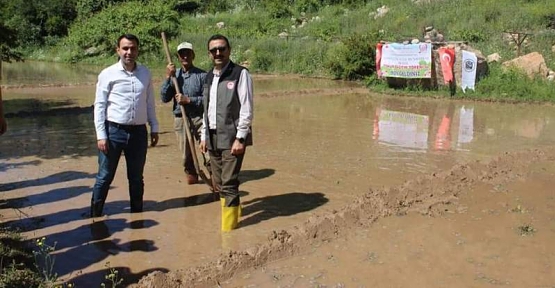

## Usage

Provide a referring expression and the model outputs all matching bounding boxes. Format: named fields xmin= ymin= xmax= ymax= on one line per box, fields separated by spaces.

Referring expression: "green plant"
xmin=101 ymin=262 xmax=123 ymax=288
xmin=263 ymin=0 xmax=293 ymax=19
xmin=62 ymin=0 xmax=179 ymax=62
xmin=451 ymin=29 xmax=488 ymax=43
xmin=0 ymin=229 xmax=42 ymax=288
xmin=32 ymin=237 xmax=57 ymax=284
xmin=0 ymin=261 xmax=43 ymax=288
xmin=325 ymin=33 xmax=377 ymax=80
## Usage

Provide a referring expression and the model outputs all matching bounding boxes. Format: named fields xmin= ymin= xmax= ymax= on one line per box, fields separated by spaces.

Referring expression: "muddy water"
xmin=1 ymin=62 xmax=555 ymax=286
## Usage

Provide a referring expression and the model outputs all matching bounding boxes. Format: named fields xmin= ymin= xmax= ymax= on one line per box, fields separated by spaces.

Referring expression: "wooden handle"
xmin=161 ymin=32 xmax=181 ymax=92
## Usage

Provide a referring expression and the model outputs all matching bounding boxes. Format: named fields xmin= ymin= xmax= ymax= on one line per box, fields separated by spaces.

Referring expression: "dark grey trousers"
xmin=209 ymin=130 xmax=245 ymax=207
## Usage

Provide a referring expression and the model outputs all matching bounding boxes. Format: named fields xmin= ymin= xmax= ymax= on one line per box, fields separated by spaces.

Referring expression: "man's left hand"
xmin=150 ymin=132 xmax=159 ymax=147
xmin=231 ymin=139 xmax=245 ymax=155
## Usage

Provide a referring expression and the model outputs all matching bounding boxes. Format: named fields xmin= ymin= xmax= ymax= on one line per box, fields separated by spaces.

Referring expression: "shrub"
xmin=62 ymin=0 xmax=179 ymax=62
xmin=451 ymin=29 xmax=488 ymax=43
xmin=325 ymin=33 xmax=377 ymax=80
xmin=474 ymin=65 xmax=555 ymax=101
xmin=0 ymin=229 xmax=42 ymax=288
xmin=263 ymin=0 xmax=293 ymax=19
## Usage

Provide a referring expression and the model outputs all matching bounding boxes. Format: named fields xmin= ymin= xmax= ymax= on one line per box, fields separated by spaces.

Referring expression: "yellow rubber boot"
xmin=221 ymin=206 xmax=239 ymax=232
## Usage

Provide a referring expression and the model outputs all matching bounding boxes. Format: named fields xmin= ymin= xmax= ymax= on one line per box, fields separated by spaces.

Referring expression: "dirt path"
xmin=136 ymin=148 xmax=555 ymax=287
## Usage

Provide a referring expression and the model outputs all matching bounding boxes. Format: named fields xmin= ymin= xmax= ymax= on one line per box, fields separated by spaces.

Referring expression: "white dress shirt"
xmin=202 ymin=63 xmax=253 ymax=141
xmin=94 ymin=61 xmax=159 ymax=140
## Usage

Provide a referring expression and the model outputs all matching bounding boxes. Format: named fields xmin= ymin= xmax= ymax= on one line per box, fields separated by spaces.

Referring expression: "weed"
xmin=32 ymin=237 xmax=58 ymax=284
xmin=510 ymin=205 xmax=527 ymax=214
xmin=101 ymin=262 xmax=123 ymax=288
xmin=517 ymin=224 xmax=536 ymax=236
xmin=0 ymin=229 xmax=42 ymax=287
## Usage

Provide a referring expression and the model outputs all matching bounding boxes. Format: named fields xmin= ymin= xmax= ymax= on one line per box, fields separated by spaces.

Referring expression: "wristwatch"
xmin=236 ymin=137 xmax=245 ymax=144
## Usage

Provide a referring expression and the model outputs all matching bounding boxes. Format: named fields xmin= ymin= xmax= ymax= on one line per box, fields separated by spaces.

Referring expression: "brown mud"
xmin=2 ymin=75 xmax=555 ymax=287
xmin=136 ymin=148 xmax=555 ymax=287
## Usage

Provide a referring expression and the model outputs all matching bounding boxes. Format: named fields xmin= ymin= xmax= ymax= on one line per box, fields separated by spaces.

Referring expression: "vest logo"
xmin=226 ymin=81 xmax=235 ymax=90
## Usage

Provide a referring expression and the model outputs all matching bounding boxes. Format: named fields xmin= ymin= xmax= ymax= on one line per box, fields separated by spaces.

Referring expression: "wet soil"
xmin=137 ymin=148 xmax=555 ymax=287
xmin=1 ymin=75 xmax=555 ymax=287
xmin=218 ymin=148 xmax=555 ymax=287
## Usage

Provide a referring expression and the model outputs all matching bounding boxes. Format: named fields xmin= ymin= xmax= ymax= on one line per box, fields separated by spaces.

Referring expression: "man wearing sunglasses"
xmin=200 ymin=34 xmax=253 ymax=231
xmin=161 ymin=41 xmax=208 ymax=185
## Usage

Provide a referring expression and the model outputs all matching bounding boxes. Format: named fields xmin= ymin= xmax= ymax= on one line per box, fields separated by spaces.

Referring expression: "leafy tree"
xmin=1 ymin=0 xmax=77 ymax=45
xmin=76 ymin=0 xmax=127 ymax=19
xmin=63 ymin=0 xmax=179 ymax=62
xmin=0 ymin=22 xmax=23 ymax=71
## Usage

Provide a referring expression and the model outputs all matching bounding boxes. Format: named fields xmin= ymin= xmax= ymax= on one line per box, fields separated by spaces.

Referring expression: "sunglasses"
xmin=209 ymin=46 xmax=228 ymax=53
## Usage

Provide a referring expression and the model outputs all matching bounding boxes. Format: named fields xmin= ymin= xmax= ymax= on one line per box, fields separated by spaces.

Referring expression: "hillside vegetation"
xmin=1 ymin=0 xmax=555 ymax=97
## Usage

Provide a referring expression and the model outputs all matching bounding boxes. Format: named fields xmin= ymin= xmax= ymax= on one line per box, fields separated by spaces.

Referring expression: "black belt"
xmin=107 ymin=121 xmax=145 ymax=130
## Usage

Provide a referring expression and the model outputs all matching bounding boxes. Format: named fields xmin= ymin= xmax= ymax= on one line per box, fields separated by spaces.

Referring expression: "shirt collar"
xmin=213 ymin=61 xmax=230 ymax=77
xmin=117 ymin=59 xmax=138 ymax=72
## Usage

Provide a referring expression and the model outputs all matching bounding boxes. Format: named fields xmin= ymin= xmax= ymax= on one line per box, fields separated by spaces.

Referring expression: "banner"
xmin=376 ymin=42 xmax=383 ymax=78
xmin=380 ymin=43 xmax=432 ymax=78
xmin=438 ymin=47 xmax=455 ymax=84
xmin=461 ymin=50 xmax=477 ymax=92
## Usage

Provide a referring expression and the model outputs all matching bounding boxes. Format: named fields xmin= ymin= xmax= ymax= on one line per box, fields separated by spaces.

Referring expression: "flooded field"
xmin=1 ymin=61 xmax=554 ymax=287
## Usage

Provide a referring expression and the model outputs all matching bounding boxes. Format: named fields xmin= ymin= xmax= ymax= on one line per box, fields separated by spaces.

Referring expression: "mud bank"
xmin=135 ymin=148 xmax=549 ymax=288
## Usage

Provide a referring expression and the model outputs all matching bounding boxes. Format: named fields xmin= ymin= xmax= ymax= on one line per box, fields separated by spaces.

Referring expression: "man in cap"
xmin=161 ymin=41 xmax=208 ymax=184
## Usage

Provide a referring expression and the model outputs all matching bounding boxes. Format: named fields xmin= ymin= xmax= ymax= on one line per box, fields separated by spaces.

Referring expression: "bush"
xmin=474 ymin=65 xmax=555 ymax=101
xmin=62 ymin=0 xmax=179 ymax=62
xmin=325 ymin=33 xmax=377 ymax=80
xmin=263 ymin=0 xmax=293 ymax=19
xmin=0 ymin=229 xmax=43 ymax=288
xmin=451 ymin=28 xmax=488 ymax=43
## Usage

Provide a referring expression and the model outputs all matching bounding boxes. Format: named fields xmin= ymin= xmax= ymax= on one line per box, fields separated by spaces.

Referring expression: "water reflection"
xmin=371 ymin=102 xmax=468 ymax=152
xmin=1 ymin=61 xmax=101 ymax=87
xmin=371 ymin=100 xmax=551 ymax=155
xmin=2 ymin=62 xmax=555 ymax=176
xmin=457 ymin=106 xmax=474 ymax=147
xmin=373 ymin=108 xmax=429 ymax=150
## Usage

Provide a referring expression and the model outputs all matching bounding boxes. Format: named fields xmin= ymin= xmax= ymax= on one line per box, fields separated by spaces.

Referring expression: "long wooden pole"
xmin=161 ymin=32 xmax=213 ymax=190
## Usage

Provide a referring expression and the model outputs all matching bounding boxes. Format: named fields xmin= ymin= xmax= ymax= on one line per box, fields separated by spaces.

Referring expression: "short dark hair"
xmin=207 ymin=34 xmax=230 ymax=49
xmin=117 ymin=34 xmax=140 ymax=47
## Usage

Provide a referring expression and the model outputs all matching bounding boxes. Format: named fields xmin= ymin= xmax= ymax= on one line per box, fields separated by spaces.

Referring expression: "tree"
xmin=0 ymin=22 xmax=23 ymax=136
xmin=0 ymin=22 xmax=23 ymax=78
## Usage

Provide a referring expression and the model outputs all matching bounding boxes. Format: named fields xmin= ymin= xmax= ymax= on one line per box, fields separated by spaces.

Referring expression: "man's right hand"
xmin=97 ymin=139 xmax=109 ymax=154
xmin=166 ymin=63 xmax=176 ymax=78
xmin=175 ymin=93 xmax=191 ymax=105
xmin=199 ymin=140 xmax=207 ymax=153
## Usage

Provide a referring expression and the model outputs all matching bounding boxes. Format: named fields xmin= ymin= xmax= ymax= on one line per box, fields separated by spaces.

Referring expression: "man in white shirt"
xmin=91 ymin=34 xmax=159 ymax=217
xmin=200 ymin=34 xmax=253 ymax=231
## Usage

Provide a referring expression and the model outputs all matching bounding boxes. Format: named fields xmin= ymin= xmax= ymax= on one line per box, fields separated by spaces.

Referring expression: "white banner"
xmin=380 ymin=43 xmax=432 ymax=78
xmin=461 ymin=50 xmax=477 ymax=92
